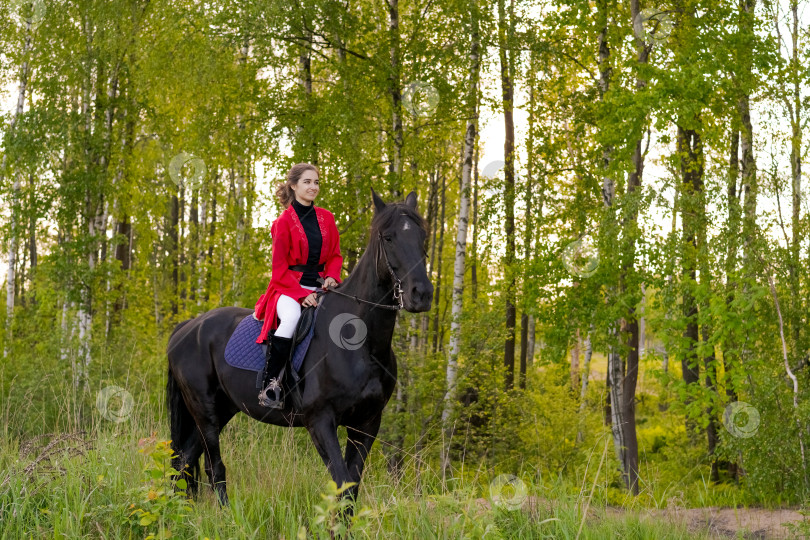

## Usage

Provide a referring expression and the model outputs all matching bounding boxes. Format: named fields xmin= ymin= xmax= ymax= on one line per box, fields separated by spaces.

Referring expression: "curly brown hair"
xmin=275 ymin=162 xmax=320 ymax=208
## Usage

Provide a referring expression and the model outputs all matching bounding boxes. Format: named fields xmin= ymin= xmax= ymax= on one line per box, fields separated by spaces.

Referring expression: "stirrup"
xmin=258 ymin=378 xmax=284 ymax=409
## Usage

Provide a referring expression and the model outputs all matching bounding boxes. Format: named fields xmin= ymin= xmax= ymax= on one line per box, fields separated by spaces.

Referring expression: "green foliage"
xmin=298 ymin=481 xmax=372 ymax=540
xmin=123 ymin=437 xmax=194 ymax=540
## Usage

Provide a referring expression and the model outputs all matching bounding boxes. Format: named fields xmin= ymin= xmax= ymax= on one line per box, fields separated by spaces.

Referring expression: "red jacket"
xmin=253 ymin=203 xmax=343 ymax=344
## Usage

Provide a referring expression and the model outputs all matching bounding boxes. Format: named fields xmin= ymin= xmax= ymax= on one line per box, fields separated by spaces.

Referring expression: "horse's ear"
xmin=405 ymin=190 xmax=418 ymax=209
xmin=370 ymin=187 xmax=386 ymax=213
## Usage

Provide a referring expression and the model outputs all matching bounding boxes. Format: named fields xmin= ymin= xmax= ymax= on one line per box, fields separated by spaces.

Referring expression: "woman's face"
xmin=291 ymin=169 xmax=319 ymax=205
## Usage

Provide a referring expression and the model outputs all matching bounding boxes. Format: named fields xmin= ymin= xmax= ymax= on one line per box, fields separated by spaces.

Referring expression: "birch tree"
xmin=441 ymin=0 xmax=480 ymax=476
xmin=2 ymin=13 xmax=34 ymax=358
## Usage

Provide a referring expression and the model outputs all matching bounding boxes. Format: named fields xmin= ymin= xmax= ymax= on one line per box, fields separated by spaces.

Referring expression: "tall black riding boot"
xmin=258 ymin=334 xmax=294 ymax=409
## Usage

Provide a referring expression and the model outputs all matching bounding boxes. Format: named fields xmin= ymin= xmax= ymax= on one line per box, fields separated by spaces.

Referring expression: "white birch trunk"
xmin=571 ymin=328 xmax=581 ymax=390
xmin=597 ymin=9 xmax=626 ymax=475
xmin=579 ymin=328 xmax=593 ymax=411
xmin=607 ymin=335 xmax=627 ymax=465
xmin=577 ymin=327 xmax=593 ymax=442
xmin=4 ymin=173 xmax=21 ymax=360
xmin=232 ymin=165 xmax=245 ymax=305
xmin=197 ymin=187 xmax=208 ymax=309
xmin=153 ymin=243 xmax=161 ymax=326
xmin=409 ymin=315 xmax=418 ymax=351
xmin=75 ymin=20 xmax=96 ymax=391
xmin=61 ymin=298 xmax=69 ymax=364
xmin=767 ymin=272 xmax=807 ymax=482
xmin=232 ymin=41 xmax=250 ymax=306
xmin=441 ymin=0 xmax=479 ymax=475
xmin=3 ymin=20 xmax=33 ymax=358
xmin=526 ymin=315 xmax=536 ymax=367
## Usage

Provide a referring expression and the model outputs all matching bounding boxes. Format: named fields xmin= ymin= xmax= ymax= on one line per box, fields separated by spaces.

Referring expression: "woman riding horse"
xmin=254 ymin=163 xmax=343 ymax=408
xmin=166 ymin=187 xmax=433 ymax=508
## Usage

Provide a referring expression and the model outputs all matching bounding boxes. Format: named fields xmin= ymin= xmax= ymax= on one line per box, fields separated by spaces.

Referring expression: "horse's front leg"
xmin=306 ymin=414 xmax=353 ymax=490
xmin=343 ymin=413 xmax=382 ymax=504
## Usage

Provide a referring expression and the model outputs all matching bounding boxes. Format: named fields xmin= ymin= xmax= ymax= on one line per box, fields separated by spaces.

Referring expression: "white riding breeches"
xmin=274 ymin=285 xmax=317 ymax=339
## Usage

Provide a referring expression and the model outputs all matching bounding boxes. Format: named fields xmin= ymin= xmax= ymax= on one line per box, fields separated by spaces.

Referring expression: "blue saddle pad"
xmin=224 ymin=308 xmax=320 ymax=377
xmin=224 ymin=316 xmax=266 ymax=371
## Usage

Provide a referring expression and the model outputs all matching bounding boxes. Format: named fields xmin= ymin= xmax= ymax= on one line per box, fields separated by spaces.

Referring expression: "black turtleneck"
xmin=291 ymin=198 xmax=323 ymax=286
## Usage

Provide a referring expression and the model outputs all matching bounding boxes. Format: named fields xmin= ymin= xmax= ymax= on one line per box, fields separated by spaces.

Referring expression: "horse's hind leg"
xmin=198 ymin=426 xmax=227 ymax=506
xmin=171 ymin=433 xmax=204 ymax=498
xmin=198 ymin=396 xmax=237 ymax=507
xmin=179 ymin=384 xmax=237 ymax=507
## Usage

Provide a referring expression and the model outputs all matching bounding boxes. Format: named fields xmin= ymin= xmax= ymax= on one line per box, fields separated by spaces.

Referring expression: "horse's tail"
xmin=166 ymin=319 xmax=201 ymax=494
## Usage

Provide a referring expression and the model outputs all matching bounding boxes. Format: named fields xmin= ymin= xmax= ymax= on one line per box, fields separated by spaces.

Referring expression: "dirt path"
xmin=599 ymin=503 xmax=805 ymax=538
xmin=643 ymin=506 xmax=806 ymax=539
xmin=478 ymin=497 xmax=808 ymax=538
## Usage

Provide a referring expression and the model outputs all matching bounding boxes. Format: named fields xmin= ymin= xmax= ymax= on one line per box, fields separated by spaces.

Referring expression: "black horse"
xmin=165 ymin=188 xmax=433 ymax=507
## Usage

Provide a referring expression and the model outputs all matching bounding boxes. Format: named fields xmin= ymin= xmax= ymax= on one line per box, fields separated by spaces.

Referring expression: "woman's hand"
xmin=302 ymin=292 xmax=319 ymax=307
xmin=322 ymin=277 xmax=338 ymax=289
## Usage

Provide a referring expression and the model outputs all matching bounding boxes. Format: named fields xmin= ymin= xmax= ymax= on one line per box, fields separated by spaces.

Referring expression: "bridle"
xmin=320 ymin=231 xmax=406 ymax=310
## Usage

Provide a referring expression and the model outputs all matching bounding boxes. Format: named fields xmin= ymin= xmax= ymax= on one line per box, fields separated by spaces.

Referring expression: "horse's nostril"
xmin=411 ymin=286 xmax=431 ymax=305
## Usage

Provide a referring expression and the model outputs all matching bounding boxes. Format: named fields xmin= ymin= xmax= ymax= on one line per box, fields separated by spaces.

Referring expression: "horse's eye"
xmin=384 ymin=235 xmax=393 ymax=242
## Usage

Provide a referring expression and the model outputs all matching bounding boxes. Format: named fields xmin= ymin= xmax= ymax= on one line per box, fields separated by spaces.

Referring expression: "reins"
xmin=320 ymin=231 xmax=404 ymax=311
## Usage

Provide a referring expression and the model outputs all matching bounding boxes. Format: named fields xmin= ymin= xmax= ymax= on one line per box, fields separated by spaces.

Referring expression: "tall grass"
xmin=0 ymin=376 xmax=712 ymax=539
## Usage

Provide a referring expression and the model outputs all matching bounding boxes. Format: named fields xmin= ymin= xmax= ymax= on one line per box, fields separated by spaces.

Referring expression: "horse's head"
xmin=370 ymin=187 xmax=434 ymax=312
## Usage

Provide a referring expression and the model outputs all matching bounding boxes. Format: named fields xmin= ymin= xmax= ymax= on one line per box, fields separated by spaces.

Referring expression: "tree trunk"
xmin=26 ymin=179 xmax=37 ymax=308
xmin=111 ymin=81 xmax=136 ymax=326
xmin=683 ymin=115 xmax=721 ymax=481
xmin=679 ymin=123 xmax=702 ymax=437
xmin=170 ymin=192 xmax=180 ymax=316
xmin=571 ymin=329 xmax=581 ymax=392
xmin=441 ymin=1 xmax=479 ymax=476
xmin=471 ymin=134 xmax=479 ymax=305
xmin=527 ymin=316 xmax=536 ymax=368
xmin=767 ymin=272 xmax=808 ymax=485
xmin=577 ymin=326 xmax=594 ymax=442
xmin=725 ymin=128 xmax=740 ymax=405
xmin=197 ymin=180 xmax=208 ymax=309
xmin=498 ymin=0 xmax=517 ymax=390
xmin=519 ymin=50 xmax=537 ymax=389
xmin=232 ymin=40 xmax=251 ymax=306
xmin=739 ymin=0 xmax=758 ymax=265
xmin=112 ymin=214 xmax=132 ymax=321
xmin=422 ymin=168 xmax=438 ymax=352
xmin=3 ymin=19 xmax=33 ymax=358
xmin=387 ymin=0 xmax=403 ymax=197
xmin=600 ymin=0 xmax=646 ymax=494
xmin=232 ymin=162 xmax=246 ymax=306
xmin=783 ymin=0 xmax=803 ymax=361
xmin=205 ymin=172 xmax=218 ymax=304
xmin=76 ymin=20 xmax=99 ymax=394
xmin=639 ymin=283 xmax=646 ymax=357
xmin=596 ymin=0 xmax=619 ymax=444
xmin=432 ymin=172 xmax=446 ymax=353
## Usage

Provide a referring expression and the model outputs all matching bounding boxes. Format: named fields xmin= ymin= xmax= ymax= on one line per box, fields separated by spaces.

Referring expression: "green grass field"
xmin=0 ymin=396 xmax=721 ymax=540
